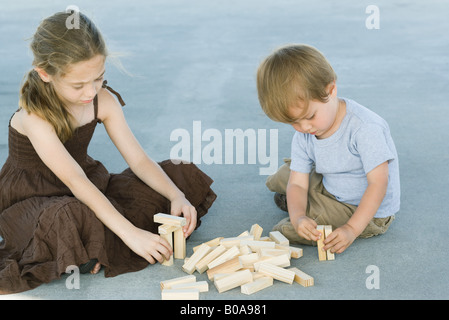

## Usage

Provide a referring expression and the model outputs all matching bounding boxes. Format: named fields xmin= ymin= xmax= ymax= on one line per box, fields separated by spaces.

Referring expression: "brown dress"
xmin=0 ymin=82 xmax=217 ymax=294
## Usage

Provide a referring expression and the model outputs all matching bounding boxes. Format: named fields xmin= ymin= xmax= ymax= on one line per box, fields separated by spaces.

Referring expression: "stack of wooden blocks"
xmin=316 ymin=225 xmax=335 ymax=261
xmin=154 ymin=213 xmax=187 ymax=266
xmin=155 ymin=213 xmax=320 ymax=300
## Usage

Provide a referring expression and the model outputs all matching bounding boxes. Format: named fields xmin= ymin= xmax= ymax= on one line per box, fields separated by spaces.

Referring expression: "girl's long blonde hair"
xmin=19 ymin=11 xmax=108 ymax=142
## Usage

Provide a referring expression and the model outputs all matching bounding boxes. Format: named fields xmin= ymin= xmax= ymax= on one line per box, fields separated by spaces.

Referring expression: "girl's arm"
xmin=21 ymin=110 xmax=173 ymax=264
xmin=97 ymin=89 xmax=197 ymax=237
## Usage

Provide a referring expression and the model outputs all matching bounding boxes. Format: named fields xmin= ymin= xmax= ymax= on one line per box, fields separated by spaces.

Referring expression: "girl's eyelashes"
xmin=72 ymin=76 xmax=104 ymax=90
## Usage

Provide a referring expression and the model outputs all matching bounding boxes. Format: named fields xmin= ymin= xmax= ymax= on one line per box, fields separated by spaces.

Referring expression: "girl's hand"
xmin=122 ymin=227 xmax=173 ymax=264
xmin=170 ymin=195 xmax=197 ymax=238
xmin=323 ymin=224 xmax=357 ymax=254
xmin=294 ymin=216 xmax=321 ymax=241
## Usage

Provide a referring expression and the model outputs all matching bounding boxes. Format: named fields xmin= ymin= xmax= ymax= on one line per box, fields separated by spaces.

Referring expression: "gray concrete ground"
xmin=1 ymin=0 xmax=448 ymax=300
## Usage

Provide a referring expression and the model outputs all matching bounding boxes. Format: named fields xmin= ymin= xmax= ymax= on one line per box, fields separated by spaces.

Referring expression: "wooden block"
xmin=195 ymin=245 xmax=227 ymax=273
xmin=207 ymin=256 xmax=243 ymax=280
xmin=241 ymin=276 xmax=273 ymax=295
xmin=239 ymin=245 xmax=251 ymax=255
xmin=220 ymin=236 xmax=253 ymax=248
xmin=253 ymin=253 xmax=290 ymax=271
xmin=207 ymin=245 xmax=240 ymax=269
xmin=214 ymin=269 xmax=253 ymax=293
xmin=192 ymin=237 xmax=223 ymax=252
xmin=174 ymin=227 xmax=186 ymax=259
xmin=316 ymin=225 xmax=327 ymax=261
xmin=249 ymin=224 xmax=263 ymax=240
xmin=260 ymin=247 xmax=290 ymax=257
xmin=269 ymin=231 xmax=289 ymax=246
xmin=237 ymin=230 xmax=250 ymax=237
xmin=288 ymin=267 xmax=314 ymax=287
xmin=154 ymin=213 xmax=186 ymax=226
xmin=238 ymin=253 xmax=260 ymax=268
xmin=159 ymin=226 xmax=175 ymax=266
xmin=182 ymin=243 xmax=211 ymax=274
xmin=324 ymin=225 xmax=335 ymax=260
xmin=160 ymin=275 xmax=196 ymax=290
xmin=212 ymin=273 xmax=233 ymax=282
xmin=161 ymin=288 xmax=199 ymax=300
xmin=171 ymin=280 xmax=209 ymax=292
xmin=258 ymin=262 xmax=295 ymax=284
xmin=158 ymin=224 xmax=180 ymax=235
xmin=288 ymin=246 xmax=303 ymax=259
xmin=241 ymin=240 xmax=275 ymax=251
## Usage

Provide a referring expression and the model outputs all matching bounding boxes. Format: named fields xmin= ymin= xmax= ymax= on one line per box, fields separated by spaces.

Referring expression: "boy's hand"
xmin=295 ymin=216 xmax=322 ymax=241
xmin=323 ymin=224 xmax=357 ymax=254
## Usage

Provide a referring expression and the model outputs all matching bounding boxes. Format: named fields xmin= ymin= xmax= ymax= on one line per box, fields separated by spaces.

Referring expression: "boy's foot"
xmin=274 ymin=193 xmax=288 ymax=212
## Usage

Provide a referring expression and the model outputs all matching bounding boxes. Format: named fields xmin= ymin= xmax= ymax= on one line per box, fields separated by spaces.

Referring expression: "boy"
xmin=257 ymin=44 xmax=400 ymax=254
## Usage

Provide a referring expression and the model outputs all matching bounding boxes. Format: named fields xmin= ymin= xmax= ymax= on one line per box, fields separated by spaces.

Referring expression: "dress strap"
xmin=102 ymin=80 xmax=126 ymax=106
xmin=94 ymin=80 xmax=126 ymax=122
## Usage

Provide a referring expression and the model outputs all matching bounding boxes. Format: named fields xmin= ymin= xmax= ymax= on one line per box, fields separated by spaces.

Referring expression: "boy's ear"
xmin=327 ymin=81 xmax=337 ymax=97
xmin=34 ymin=67 xmax=51 ymax=83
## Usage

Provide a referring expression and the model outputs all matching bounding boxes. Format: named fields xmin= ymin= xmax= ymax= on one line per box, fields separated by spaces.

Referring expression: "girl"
xmin=0 ymin=11 xmax=216 ymax=294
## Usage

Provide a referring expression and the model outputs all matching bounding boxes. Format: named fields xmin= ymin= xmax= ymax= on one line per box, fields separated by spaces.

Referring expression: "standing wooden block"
xmin=288 ymin=267 xmax=314 ymax=287
xmin=250 ymin=224 xmax=263 ymax=240
xmin=316 ymin=225 xmax=327 ymax=261
xmin=174 ymin=227 xmax=186 ymax=259
xmin=241 ymin=276 xmax=273 ymax=295
xmin=258 ymin=263 xmax=295 ymax=284
xmin=214 ymin=269 xmax=253 ymax=293
xmin=158 ymin=224 xmax=178 ymax=266
xmin=182 ymin=243 xmax=211 ymax=274
xmin=154 ymin=213 xmax=186 ymax=226
xmin=324 ymin=225 xmax=335 ymax=260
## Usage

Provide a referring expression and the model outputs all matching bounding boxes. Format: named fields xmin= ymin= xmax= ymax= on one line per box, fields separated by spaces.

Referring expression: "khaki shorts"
xmin=267 ymin=158 xmax=395 ymax=245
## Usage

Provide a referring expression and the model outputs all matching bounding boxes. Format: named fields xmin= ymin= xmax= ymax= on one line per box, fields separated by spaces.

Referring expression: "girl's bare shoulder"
xmin=11 ymin=108 xmax=56 ymax=138
xmin=96 ymin=86 xmax=124 ymax=122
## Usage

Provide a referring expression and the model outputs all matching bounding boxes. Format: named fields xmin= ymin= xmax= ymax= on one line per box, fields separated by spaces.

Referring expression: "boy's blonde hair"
xmin=20 ymin=11 xmax=108 ymax=142
xmin=256 ymin=44 xmax=337 ymax=123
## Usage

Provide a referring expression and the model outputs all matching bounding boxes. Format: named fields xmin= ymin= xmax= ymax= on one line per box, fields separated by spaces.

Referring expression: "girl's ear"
xmin=34 ymin=67 xmax=51 ymax=83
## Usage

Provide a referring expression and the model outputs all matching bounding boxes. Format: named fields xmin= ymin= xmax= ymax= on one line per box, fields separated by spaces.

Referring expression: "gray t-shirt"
xmin=290 ymin=98 xmax=400 ymax=218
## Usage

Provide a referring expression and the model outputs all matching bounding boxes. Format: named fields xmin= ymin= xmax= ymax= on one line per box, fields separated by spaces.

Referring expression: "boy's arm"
xmin=324 ymin=161 xmax=389 ymax=253
xmin=286 ymin=170 xmax=321 ymax=241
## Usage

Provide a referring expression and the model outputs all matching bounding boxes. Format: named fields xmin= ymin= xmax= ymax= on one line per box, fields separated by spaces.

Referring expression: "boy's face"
xmin=288 ymin=82 xmax=343 ymax=139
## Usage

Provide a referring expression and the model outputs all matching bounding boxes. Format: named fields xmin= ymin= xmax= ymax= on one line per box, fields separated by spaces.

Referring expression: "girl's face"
xmin=46 ymin=54 xmax=106 ymax=107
